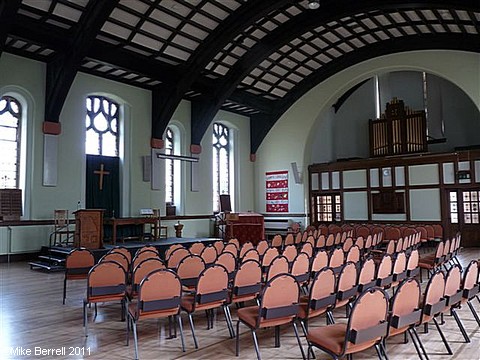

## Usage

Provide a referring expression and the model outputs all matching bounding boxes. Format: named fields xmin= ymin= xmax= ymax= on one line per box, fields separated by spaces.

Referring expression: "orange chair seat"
xmin=307 ymin=323 xmax=379 ymax=356
xmin=128 ymin=302 xmax=178 ymax=320
xmin=237 ymin=305 xmax=295 ymax=328
xmin=181 ymin=294 xmax=224 ymax=312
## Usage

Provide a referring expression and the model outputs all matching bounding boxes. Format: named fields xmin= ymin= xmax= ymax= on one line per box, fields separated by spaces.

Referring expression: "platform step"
xmin=28 ymin=261 xmax=64 ymax=272
xmin=37 ymin=255 xmax=65 ymax=263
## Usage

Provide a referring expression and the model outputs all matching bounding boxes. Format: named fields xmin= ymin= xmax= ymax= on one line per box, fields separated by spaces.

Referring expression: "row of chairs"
xmin=419 ymin=235 xmax=461 ymax=281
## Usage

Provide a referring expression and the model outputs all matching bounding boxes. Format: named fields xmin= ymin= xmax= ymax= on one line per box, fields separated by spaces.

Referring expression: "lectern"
xmin=73 ymin=209 xmax=104 ymax=249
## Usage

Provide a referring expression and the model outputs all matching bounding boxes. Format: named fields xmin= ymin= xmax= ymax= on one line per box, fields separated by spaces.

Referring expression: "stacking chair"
xmin=418 ymin=241 xmax=444 ymax=282
xmin=213 ymin=240 xmax=225 ymax=255
xmin=291 ymin=252 xmax=310 ymax=289
xmin=109 ymin=246 xmax=132 ymax=265
xmin=357 ymin=257 xmax=377 ymax=293
xmin=176 ymin=255 xmax=205 ymax=289
xmin=284 ymin=233 xmax=295 ymax=246
xmin=295 ymin=231 xmax=303 ymax=245
xmin=261 ymin=247 xmax=279 ymax=273
xmin=181 ymin=264 xmax=234 ymax=348
xmin=229 ymin=260 xmax=262 ymax=307
xmin=342 ymin=237 xmax=354 ymax=252
xmin=444 ymin=265 xmax=470 ymax=343
xmin=228 ymin=238 xmax=240 ymax=250
xmin=310 ymin=249 xmax=329 ymax=279
xmin=265 ymin=255 xmax=289 ymax=282
xmin=375 ymin=255 xmax=393 ymax=290
xmin=189 ymin=242 xmax=205 ymax=255
xmin=331 ymin=262 xmax=358 ymax=323
xmin=83 ymin=260 xmax=127 ymax=337
xmin=200 ymin=245 xmax=218 ymax=265
xmin=165 ymin=244 xmax=184 ymax=261
xmin=300 ymin=242 xmax=314 ymax=258
xmin=132 ymin=250 xmax=160 ymax=271
xmin=346 ymin=245 xmax=361 ymax=265
xmin=271 ymin=234 xmax=283 ymax=249
xmin=135 ymin=245 xmax=158 ymax=257
xmin=387 ymin=278 xmax=424 ymax=359
xmin=418 ymin=271 xmax=452 ymax=356
xmin=298 ymin=267 xmax=336 ymax=336
xmin=256 ymin=240 xmax=269 ymax=259
xmin=460 ymin=260 xmax=480 ymax=326
xmin=391 ymin=252 xmax=408 ymax=290
xmin=100 ymin=252 xmax=130 ymax=273
xmin=329 ymin=247 xmax=345 ymax=274
xmin=223 ymin=243 xmax=239 ymax=257
xmin=239 ymin=241 xmax=254 ymax=258
xmin=167 ymin=247 xmax=190 ymax=269
xmin=241 ymin=248 xmax=260 ymax=263
xmin=215 ymin=251 xmax=237 ymax=280
xmin=282 ymin=244 xmax=298 ymax=265
xmin=127 ymin=269 xmax=185 ymax=359
xmin=129 ymin=258 xmax=166 ymax=299
xmin=307 ymin=287 xmax=389 ymax=360
xmin=235 ymin=273 xmax=305 ymax=360
xmin=315 ymin=235 xmax=326 ymax=250
xmin=63 ymin=248 xmax=95 ymax=305
xmin=325 ymin=234 xmax=335 ymax=248
xmin=406 ymin=249 xmax=420 ymax=278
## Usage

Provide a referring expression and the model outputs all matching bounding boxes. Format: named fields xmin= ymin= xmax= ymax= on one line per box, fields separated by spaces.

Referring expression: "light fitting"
xmin=157 ymin=153 xmax=199 ymax=162
xmin=308 ymin=0 xmax=320 ymax=10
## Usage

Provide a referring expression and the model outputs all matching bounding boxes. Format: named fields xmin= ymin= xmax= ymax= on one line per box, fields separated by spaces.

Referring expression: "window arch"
xmin=212 ymin=122 xmax=231 ymax=212
xmin=0 ymin=96 xmax=21 ymax=188
xmin=85 ymin=95 xmax=119 ymax=156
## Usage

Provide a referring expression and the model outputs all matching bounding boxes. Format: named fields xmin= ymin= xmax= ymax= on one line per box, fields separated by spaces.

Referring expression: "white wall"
xmin=255 ymin=50 xmax=480 ymax=217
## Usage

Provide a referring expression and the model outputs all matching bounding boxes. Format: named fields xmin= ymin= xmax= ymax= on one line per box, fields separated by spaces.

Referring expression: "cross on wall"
xmin=94 ymin=163 xmax=110 ymax=190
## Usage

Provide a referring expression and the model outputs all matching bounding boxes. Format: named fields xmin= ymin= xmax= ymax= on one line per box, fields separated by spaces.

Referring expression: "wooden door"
xmin=446 ymin=189 xmax=480 ymax=247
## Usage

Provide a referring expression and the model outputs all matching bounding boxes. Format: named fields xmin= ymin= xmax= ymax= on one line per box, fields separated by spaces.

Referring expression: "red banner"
xmin=266 ymin=170 xmax=288 ymax=212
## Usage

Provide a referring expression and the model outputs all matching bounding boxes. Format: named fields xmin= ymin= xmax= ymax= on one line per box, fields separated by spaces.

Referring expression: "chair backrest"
xmin=311 ymin=250 xmax=329 ymax=274
xmin=310 ymin=267 xmax=336 ymax=304
xmin=282 ymin=244 xmax=298 ymax=263
xmin=232 ymin=260 xmax=262 ymax=299
xmin=258 ymin=273 xmax=300 ymax=326
xmin=329 ymin=247 xmax=345 ymax=270
xmin=389 ymin=278 xmax=421 ymax=331
xmin=266 ymin=255 xmax=290 ymax=282
xmin=432 ymin=224 xmax=443 ymax=239
xmin=271 ymin=234 xmax=283 ymax=248
xmin=318 ymin=224 xmax=328 ymax=236
xmin=395 ymin=238 xmax=403 ymax=253
xmin=200 ymin=245 xmax=218 ymax=264
xmin=424 ymin=225 xmax=435 ymax=240
xmin=195 ymin=264 xmax=229 ymax=305
xmin=228 ymin=238 xmax=240 ymax=250
xmin=132 ymin=250 xmax=160 ymax=269
xmin=376 ymin=255 xmax=393 ymax=281
xmin=315 ymin=234 xmax=326 ymax=249
xmin=393 ymin=252 xmax=407 ymax=276
xmin=442 ymin=239 xmax=450 ymax=257
xmin=54 ymin=209 xmax=69 ymax=228
xmin=239 ymin=241 xmax=254 ymax=258
xmin=213 ymin=240 xmax=225 ymax=254
xmin=222 ymin=243 xmax=239 ymax=257
xmin=345 ymin=288 xmax=389 ymax=352
xmin=284 ymin=233 xmax=295 ymax=246
xmin=302 ymin=230 xmax=309 ymax=242
xmin=434 ymin=241 xmax=445 ymax=260
xmin=416 ymin=226 xmax=428 ymax=242
xmin=342 ymin=237 xmax=354 ymax=252
xmin=356 ymin=226 xmax=370 ymax=239
xmin=300 ymin=242 xmax=314 ymax=257
xmin=132 ymin=258 xmax=166 ymax=293
xmin=364 ymin=235 xmax=373 ymax=250
xmin=385 ymin=240 xmax=395 ymax=255
xmin=262 ymin=247 xmax=280 ymax=267
xmin=358 ymin=258 xmax=376 ymax=291
xmin=346 ymin=245 xmax=361 ymax=264
xmin=449 ymin=236 xmax=457 ymax=254
xmin=462 ymin=260 xmax=479 ymax=293
xmin=176 ymin=255 xmax=206 ymax=286
xmin=165 ymin=244 xmax=184 ymax=260
xmin=189 ymin=242 xmax=205 ymax=255
xmin=385 ymin=227 xmax=401 ymax=241
xmin=136 ymin=269 xmax=181 ymax=317
xmin=136 ymin=246 xmax=159 ymax=257
xmin=334 ymin=232 xmax=342 ymax=245
xmin=167 ymin=247 xmax=191 ymax=269
xmin=306 ymin=235 xmax=315 ymax=248
xmin=241 ymin=248 xmax=260 ymax=263
xmin=215 ymin=251 xmax=237 ymax=275
xmin=295 ymin=231 xmax=302 ymax=245
xmin=291 ymin=252 xmax=310 ymax=283
xmin=87 ymin=260 xmax=126 ymax=299
xmin=100 ymin=252 xmax=129 ymax=272
xmin=109 ymin=246 xmax=132 ymax=264
xmin=337 ymin=262 xmax=358 ymax=294
xmin=256 ymin=240 xmax=269 ymax=256
xmin=444 ymin=265 xmax=462 ymax=298
xmin=325 ymin=233 xmax=335 ymax=247
xmin=354 ymin=236 xmax=364 ymax=250
xmin=422 ymin=271 xmax=445 ymax=318
xmin=407 ymin=249 xmax=419 ymax=271
xmin=65 ymin=248 xmax=95 ymax=272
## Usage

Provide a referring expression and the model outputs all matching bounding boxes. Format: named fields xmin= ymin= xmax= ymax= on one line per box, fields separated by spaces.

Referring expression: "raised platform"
xmin=29 ymin=236 xmax=221 ymax=271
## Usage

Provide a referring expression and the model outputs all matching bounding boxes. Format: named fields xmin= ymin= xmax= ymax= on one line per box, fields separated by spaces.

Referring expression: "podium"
xmin=225 ymin=213 xmax=264 ymax=245
xmin=73 ymin=209 xmax=104 ymax=249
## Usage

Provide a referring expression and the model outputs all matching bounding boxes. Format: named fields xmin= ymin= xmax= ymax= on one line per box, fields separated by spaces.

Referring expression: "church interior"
xmin=0 ymin=0 xmax=479 ymax=359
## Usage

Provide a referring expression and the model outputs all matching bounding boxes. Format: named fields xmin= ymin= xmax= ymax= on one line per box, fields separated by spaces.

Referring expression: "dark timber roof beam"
xmin=45 ymin=0 xmax=119 ymax=123
xmin=0 ymin=0 xmax=22 ymax=58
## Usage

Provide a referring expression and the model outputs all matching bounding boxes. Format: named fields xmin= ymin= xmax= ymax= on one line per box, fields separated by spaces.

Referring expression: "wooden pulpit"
xmin=73 ymin=209 xmax=104 ymax=249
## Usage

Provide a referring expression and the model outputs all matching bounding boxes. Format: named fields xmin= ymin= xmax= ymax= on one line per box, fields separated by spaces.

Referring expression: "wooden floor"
xmin=1 ymin=249 xmax=480 ymax=360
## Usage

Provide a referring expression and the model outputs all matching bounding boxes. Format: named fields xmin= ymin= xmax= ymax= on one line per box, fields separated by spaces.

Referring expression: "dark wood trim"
xmin=260 ymin=213 xmax=306 ymax=218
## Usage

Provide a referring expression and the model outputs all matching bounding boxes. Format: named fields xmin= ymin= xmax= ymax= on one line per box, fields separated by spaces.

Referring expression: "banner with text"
xmin=266 ymin=170 xmax=289 ymax=212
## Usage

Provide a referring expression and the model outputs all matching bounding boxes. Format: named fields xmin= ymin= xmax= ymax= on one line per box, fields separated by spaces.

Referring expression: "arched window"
xmin=165 ymin=127 xmax=174 ymax=204
xmin=85 ymin=95 xmax=119 ymax=156
xmin=0 ymin=96 xmax=21 ymax=188
xmin=212 ymin=122 xmax=230 ymax=212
